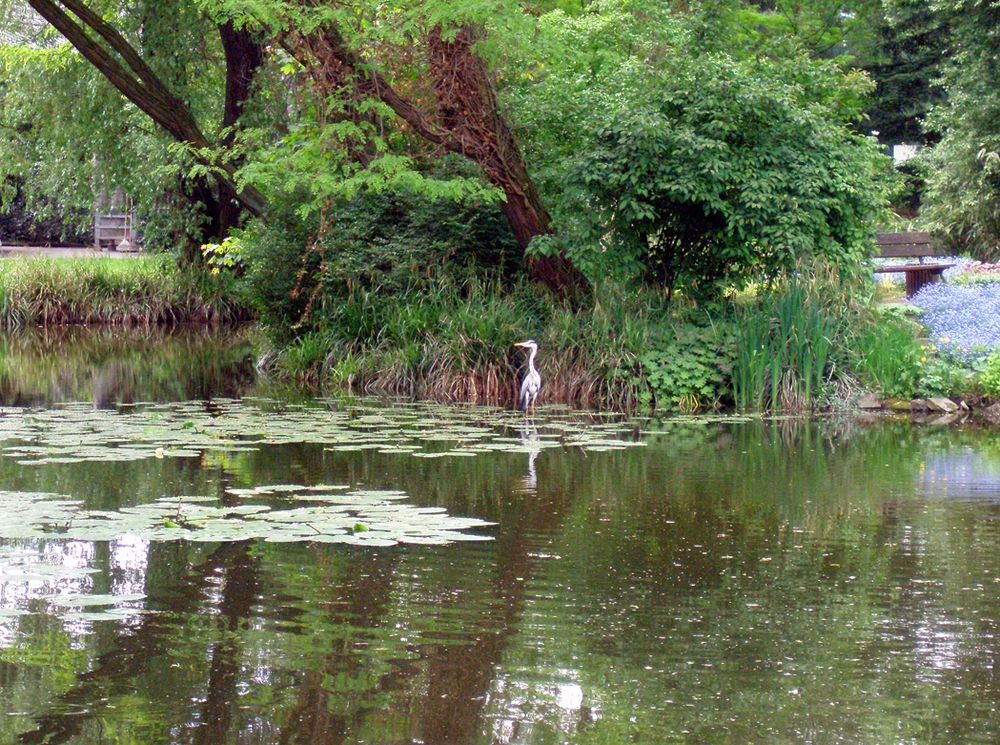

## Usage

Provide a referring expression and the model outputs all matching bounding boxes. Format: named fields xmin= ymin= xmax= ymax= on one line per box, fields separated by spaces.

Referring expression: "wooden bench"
xmin=875 ymin=232 xmax=953 ymax=298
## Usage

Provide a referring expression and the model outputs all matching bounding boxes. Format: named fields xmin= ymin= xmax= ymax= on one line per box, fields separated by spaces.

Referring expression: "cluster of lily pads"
xmin=0 ymin=485 xmax=495 ymax=547
xmin=0 ymin=399 xmax=646 ymax=466
xmin=0 ymin=400 xmax=653 ymax=624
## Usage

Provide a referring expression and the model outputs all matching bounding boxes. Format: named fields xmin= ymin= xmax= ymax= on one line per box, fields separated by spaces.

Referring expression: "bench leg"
xmin=906 ymin=268 xmax=944 ymax=298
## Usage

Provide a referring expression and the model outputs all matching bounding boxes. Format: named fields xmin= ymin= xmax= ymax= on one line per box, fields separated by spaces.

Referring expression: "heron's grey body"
xmin=515 ymin=341 xmax=541 ymax=411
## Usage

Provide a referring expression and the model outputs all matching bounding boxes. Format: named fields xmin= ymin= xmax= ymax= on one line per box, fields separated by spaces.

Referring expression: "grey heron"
xmin=514 ymin=340 xmax=541 ymax=412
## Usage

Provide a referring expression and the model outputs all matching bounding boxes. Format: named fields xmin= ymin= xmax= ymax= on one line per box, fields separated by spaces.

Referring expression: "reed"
xmin=731 ymin=266 xmax=852 ymax=412
xmin=0 ymin=256 xmax=250 ymax=326
xmin=265 ymin=276 xmax=667 ymax=410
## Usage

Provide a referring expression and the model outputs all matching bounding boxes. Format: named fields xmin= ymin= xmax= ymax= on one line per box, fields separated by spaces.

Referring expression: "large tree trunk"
xmin=167 ymin=20 xmax=266 ymax=260
xmin=287 ymin=23 xmax=587 ymax=296
xmin=213 ymin=22 xmax=265 ymax=239
xmin=426 ymin=25 xmax=585 ymax=296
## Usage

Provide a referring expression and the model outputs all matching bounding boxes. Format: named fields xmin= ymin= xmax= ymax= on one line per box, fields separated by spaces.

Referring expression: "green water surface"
xmin=0 ymin=329 xmax=999 ymax=744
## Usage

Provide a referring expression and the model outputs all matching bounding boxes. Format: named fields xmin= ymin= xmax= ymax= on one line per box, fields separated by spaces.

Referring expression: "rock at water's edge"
xmin=927 ymin=397 xmax=959 ymax=413
xmin=981 ymin=402 xmax=1000 ymax=425
xmin=858 ymin=395 xmax=883 ymax=410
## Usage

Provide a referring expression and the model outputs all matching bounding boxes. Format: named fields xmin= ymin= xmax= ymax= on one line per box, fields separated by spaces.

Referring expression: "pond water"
xmin=1 ymin=328 xmax=1000 ymax=744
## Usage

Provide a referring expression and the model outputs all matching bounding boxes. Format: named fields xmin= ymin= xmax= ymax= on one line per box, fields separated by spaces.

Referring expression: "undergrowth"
xmin=261 ymin=263 xmax=880 ymax=413
xmin=263 ymin=276 xmax=666 ymax=410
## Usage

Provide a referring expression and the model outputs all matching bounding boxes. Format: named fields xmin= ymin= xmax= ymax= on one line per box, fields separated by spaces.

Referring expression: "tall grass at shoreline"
xmin=264 ymin=277 xmax=662 ymax=410
xmin=732 ymin=282 xmax=840 ymax=411
xmin=0 ymin=256 xmax=250 ymax=326
xmin=262 ymin=266 xmax=876 ymax=412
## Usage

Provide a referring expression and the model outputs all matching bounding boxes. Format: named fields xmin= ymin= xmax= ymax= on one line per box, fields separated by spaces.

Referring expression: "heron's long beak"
xmin=513 ymin=342 xmax=529 ymax=348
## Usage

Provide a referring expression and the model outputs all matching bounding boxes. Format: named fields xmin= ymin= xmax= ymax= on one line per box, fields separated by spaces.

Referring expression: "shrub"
xmin=641 ymin=320 xmax=736 ymax=412
xmin=917 ymin=354 xmax=978 ymax=399
xmin=238 ymin=187 xmax=518 ymax=340
xmin=854 ymin=320 xmax=923 ymax=399
xmin=981 ymin=353 xmax=1000 ymax=399
xmin=574 ymin=53 xmax=891 ymax=298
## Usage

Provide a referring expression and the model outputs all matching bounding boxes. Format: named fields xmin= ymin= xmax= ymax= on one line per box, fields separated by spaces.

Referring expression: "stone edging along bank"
xmin=858 ymin=394 xmax=1000 ymax=425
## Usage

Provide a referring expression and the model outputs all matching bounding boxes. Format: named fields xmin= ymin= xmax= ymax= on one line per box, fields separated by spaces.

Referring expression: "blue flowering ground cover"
xmin=911 ymin=282 xmax=1000 ymax=358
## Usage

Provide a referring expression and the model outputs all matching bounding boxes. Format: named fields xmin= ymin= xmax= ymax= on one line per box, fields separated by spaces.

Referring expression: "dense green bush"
xmin=980 ymin=353 xmax=1000 ymax=399
xmin=854 ymin=320 xmax=923 ymax=400
xmin=0 ymin=180 xmax=90 ymax=244
xmin=238 ymin=186 xmax=518 ymax=340
xmin=573 ymin=54 xmax=891 ymax=298
xmin=917 ymin=354 xmax=978 ymax=399
xmin=921 ymin=0 xmax=1000 ymax=260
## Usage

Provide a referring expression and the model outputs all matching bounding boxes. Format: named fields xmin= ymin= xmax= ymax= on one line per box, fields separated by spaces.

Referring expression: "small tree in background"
xmin=576 ymin=54 xmax=892 ymax=299
xmin=921 ymin=0 xmax=1000 ymax=260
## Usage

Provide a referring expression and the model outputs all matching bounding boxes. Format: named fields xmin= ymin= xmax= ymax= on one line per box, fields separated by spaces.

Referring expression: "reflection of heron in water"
xmin=517 ymin=423 xmax=542 ymax=493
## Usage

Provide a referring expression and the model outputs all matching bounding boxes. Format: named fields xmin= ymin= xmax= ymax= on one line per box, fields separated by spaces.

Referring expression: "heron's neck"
xmin=527 ymin=347 xmax=537 ymax=375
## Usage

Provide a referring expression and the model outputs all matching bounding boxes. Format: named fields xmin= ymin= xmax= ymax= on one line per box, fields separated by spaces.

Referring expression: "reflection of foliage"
xmin=5 ymin=413 xmax=1000 ymax=744
xmin=0 ymin=325 xmax=256 ymax=406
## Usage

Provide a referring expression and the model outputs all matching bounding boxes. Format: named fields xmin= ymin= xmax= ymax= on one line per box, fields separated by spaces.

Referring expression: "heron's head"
xmin=514 ymin=340 xmax=538 ymax=351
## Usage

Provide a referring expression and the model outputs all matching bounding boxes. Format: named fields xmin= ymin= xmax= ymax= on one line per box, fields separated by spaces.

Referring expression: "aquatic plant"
xmin=731 ymin=275 xmax=844 ymax=411
xmin=268 ymin=276 xmax=665 ymax=410
xmin=911 ymin=282 xmax=1000 ymax=357
xmin=854 ymin=320 xmax=922 ymax=399
xmin=0 ymin=487 xmax=495 ymax=547
xmin=0 ymin=398 xmax=645 ymax=468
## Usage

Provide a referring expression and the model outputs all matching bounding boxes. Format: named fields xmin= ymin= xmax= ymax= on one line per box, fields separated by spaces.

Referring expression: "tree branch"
xmin=283 ymin=28 xmax=450 ymax=147
xmin=25 ymin=0 xmax=267 ymax=217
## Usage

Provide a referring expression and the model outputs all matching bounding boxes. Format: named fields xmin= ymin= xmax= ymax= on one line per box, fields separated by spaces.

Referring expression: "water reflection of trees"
xmin=4 ymin=420 xmax=1000 ymax=743
xmin=0 ymin=326 xmax=256 ymax=407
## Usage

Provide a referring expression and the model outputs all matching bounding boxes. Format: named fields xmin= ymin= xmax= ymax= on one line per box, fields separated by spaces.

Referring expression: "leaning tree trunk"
xmin=288 ymin=23 xmax=586 ymax=297
xmin=427 ymin=25 xmax=585 ymax=296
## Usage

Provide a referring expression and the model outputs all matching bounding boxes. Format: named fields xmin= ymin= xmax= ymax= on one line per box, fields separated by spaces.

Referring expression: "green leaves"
xmin=641 ymin=321 xmax=737 ymax=412
xmin=920 ymin=0 xmax=1000 ymax=260
xmin=573 ymin=51 xmax=891 ymax=297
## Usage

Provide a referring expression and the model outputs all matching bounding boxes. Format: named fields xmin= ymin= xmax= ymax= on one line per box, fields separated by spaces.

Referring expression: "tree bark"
xmin=214 ymin=22 xmax=265 ymax=237
xmin=286 ymin=23 xmax=586 ymax=296
xmin=426 ymin=26 xmax=584 ymax=294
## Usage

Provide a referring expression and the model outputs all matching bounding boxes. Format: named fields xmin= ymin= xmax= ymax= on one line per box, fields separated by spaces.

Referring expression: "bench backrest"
xmin=876 ymin=231 xmax=937 ymax=259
